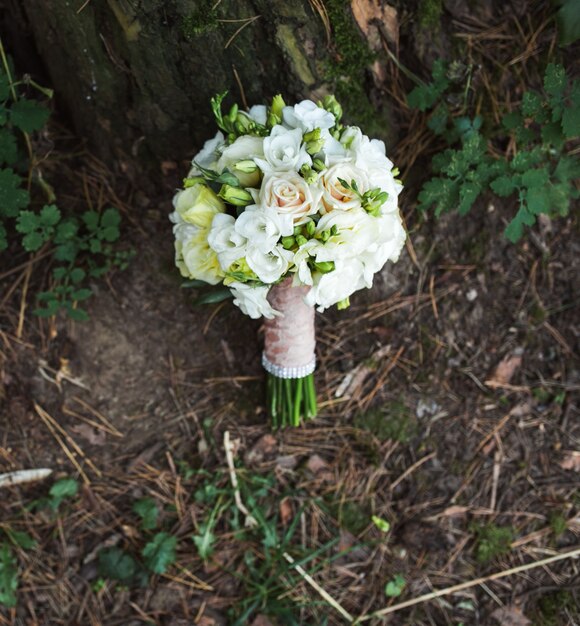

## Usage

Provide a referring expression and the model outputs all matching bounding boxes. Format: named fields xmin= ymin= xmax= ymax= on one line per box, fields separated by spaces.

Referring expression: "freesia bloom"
xmin=229 ymin=282 xmax=280 ymax=319
xmin=282 ymin=100 xmax=336 ymax=132
xmin=216 ymin=135 xmax=264 ymax=187
xmin=234 ymin=206 xmax=293 ymax=253
xmin=305 ymin=259 xmax=367 ymax=311
xmin=207 ymin=213 xmax=248 ymax=270
xmin=254 ymin=126 xmax=311 ymax=173
xmin=246 ymin=245 xmax=293 ymax=284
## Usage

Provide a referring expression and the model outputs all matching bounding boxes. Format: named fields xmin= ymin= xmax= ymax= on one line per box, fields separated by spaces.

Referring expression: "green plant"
xmin=472 ymin=523 xmax=514 ymax=563
xmin=411 ymin=62 xmax=580 ymax=242
xmin=30 ymin=476 xmax=79 ymax=512
xmin=132 ymin=497 xmax=159 ymax=531
xmin=0 ymin=544 xmax=17 ymax=607
xmin=384 ymin=573 xmax=405 ymax=598
xmin=0 ymin=42 xmax=132 ymax=319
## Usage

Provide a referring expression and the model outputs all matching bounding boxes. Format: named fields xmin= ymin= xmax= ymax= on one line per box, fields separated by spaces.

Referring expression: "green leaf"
xmin=491 ymin=175 xmax=516 ymax=197
xmin=371 ymin=516 xmax=391 ymax=533
xmin=9 ymin=99 xmax=50 ymax=133
xmin=526 ymin=187 xmax=550 ymax=215
xmin=554 ymin=156 xmax=580 ymax=183
xmin=407 ymin=60 xmax=449 ymax=111
xmin=0 ymin=128 xmax=17 ymax=165
xmin=192 ymin=289 xmax=233 ymax=306
xmin=34 ymin=299 xmax=60 ymax=318
xmin=417 ymin=177 xmax=459 ymax=216
xmin=556 ymin=0 xmax=580 ymax=45
xmin=192 ymin=523 xmax=216 ymax=560
xmin=502 ymin=111 xmax=523 ymax=132
xmin=511 ymin=148 xmax=543 ymax=172
xmin=21 ymin=231 xmax=44 ymax=251
xmin=82 ymin=210 xmax=99 ymax=231
xmin=65 ymin=304 xmax=90 ymax=322
xmin=39 ymin=204 xmax=61 ymax=226
xmin=427 ymin=102 xmax=448 ymax=135
xmin=71 ymin=288 xmax=93 ymax=302
xmin=0 ymin=544 xmax=18 ymax=608
xmin=4 ymin=529 xmax=36 ymax=550
xmin=541 ymin=120 xmax=564 ymax=147
xmin=562 ymin=82 xmax=580 ymax=139
xmin=132 ymin=498 xmax=159 ymax=531
xmin=0 ymin=168 xmax=29 ymax=218
xmin=458 ymin=181 xmax=481 ymax=215
xmin=54 ymin=241 xmax=79 ymax=262
xmin=101 ymin=207 xmax=121 ymax=228
xmin=69 ymin=267 xmax=86 ymax=284
xmin=521 ymin=91 xmax=545 ymax=120
xmin=544 ymin=63 xmax=566 ymax=120
xmin=385 ymin=574 xmax=405 ymax=598
xmin=55 ymin=219 xmax=78 ymax=243
xmin=521 ymin=167 xmax=549 ymax=189
xmin=49 ymin=477 xmax=79 ymax=506
xmin=504 ymin=205 xmax=535 ymax=243
xmin=97 ymin=547 xmax=140 ymax=583
xmin=15 ymin=210 xmax=39 ymax=234
xmin=181 ymin=279 xmax=211 ymax=289
xmin=0 ymin=73 xmax=10 ymax=101
xmin=142 ymin=532 xmax=177 ymax=574
xmin=0 ymin=223 xmax=7 ymax=251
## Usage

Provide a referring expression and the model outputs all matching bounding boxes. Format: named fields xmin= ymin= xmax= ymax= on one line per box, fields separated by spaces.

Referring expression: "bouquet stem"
xmin=263 ymin=279 xmax=316 ymax=428
xmin=267 ymin=372 xmax=317 ymax=428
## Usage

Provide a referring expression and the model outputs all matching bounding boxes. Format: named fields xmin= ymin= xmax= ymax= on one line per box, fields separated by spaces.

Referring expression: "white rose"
xmin=229 ymin=282 xmax=281 ymax=319
xmin=207 ymin=213 xmax=248 ymax=270
xmin=320 ymin=162 xmax=370 ymax=212
xmin=305 ymin=259 xmax=366 ymax=311
xmin=314 ymin=208 xmax=377 ymax=262
xmin=234 ymin=206 xmax=293 ymax=253
xmin=246 ymin=245 xmax=293 ymax=284
xmin=189 ymin=131 xmax=225 ymax=174
xmin=282 ymin=100 xmax=336 ymax=132
xmin=216 ymin=135 xmax=264 ymax=187
xmin=254 ymin=126 xmax=311 ymax=173
xmin=256 ymin=171 xmax=322 ymax=224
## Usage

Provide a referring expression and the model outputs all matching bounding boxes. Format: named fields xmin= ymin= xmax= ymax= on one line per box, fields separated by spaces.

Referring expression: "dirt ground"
xmin=1 ymin=4 xmax=580 ymax=625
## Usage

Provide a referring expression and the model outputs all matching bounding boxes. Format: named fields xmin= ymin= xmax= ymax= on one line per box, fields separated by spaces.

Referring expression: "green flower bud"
xmin=312 ymin=158 xmax=326 ymax=172
xmin=267 ymin=112 xmax=281 ymax=128
xmin=228 ymin=103 xmax=239 ymax=123
xmin=319 ymin=94 xmax=343 ymax=121
xmin=337 ymin=297 xmax=350 ymax=310
xmin=299 ymin=164 xmax=318 ymax=184
xmin=271 ymin=94 xmax=286 ymax=119
xmin=392 ymin=167 xmax=400 ymax=177
xmin=235 ymin=112 xmax=253 ymax=132
xmin=306 ymin=139 xmax=324 ymax=155
xmin=219 ymin=184 xmax=253 ymax=206
xmin=281 ymin=236 xmax=295 ymax=249
xmin=293 ymin=225 xmax=303 ymax=236
xmin=183 ymin=176 xmax=205 ymax=188
xmin=295 ymin=234 xmax=308 ymax=247
xmin=233 ymin=159 xmax=259 ymax=174
xmin=320 ymin=230 xmax=330 ymax=242
xmin=330 ymin=225 xmax=339 ymax=236
xmin=303 ymin=128 xmax=321 ymax=143
xmin=314 ymin=261 xmax=335 ymax=273
xmin=305 ymin=220 xmax=316 ymax=236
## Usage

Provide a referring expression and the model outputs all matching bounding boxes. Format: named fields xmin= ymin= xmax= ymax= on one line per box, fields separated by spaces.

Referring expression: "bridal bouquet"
xmin=171 ymin=93 xmax=406 ymax=427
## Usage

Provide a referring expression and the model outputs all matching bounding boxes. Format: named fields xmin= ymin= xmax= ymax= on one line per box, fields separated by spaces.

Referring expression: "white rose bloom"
xmin=305 ymin=259 xmax=366 ymax=311
xmin=207 ymin=213 xmax=248 ymax=270
xmin=256 ymin=171 xmax=322 ymax=224
xmin=320 ymin=162 xmax=370 ymax=212
xmin=254 ymin=126 xmax=311 ymax=174
xmin=189 ymin=131 xmax=225 ymax=174
xmin=291 ymin=239 xmax=322 ymax=286
xmin=229 ymin=282 xmax=281 ymax=319
xmin=246 ymin=245 xmax=293 ymax=284
xmin=282 ymin=100 xmax=336 ymax=132
xmin=234 ymin=206 xmax=293 ymax=253
xmin=216 ymin=135 xmax=264 ymax=187
xmin=315 ymin=209 xmax=378 ymax=262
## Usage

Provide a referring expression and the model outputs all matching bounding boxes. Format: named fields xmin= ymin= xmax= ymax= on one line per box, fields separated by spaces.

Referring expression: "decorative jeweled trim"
xmin=262 ymin=353 xmax=316 ymax=379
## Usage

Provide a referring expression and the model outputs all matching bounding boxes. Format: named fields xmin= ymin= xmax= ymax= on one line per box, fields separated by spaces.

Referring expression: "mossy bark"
xmin=4 ymin=0 xmax=395 ymax=172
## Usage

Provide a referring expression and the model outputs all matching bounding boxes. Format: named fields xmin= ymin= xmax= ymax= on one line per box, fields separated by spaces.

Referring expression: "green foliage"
xmin=412 ymin=62 xmax=580 ymax=242
xmin=355 ymin=400 xmax=417 ymax=443
xmin=556 ymin=0 xmax=580 ymax=45
xmin=535 ymin=589 xmax=579 ymax=626
xmin=141 ymin=532 xmax=178 ymax=574
xmin=472 ymin=523 xmax=514 ymax=563
xmin=97 ymin=547 xmax=147 ymax=586
xmin=0 ymin=49 xmax=132 ymax=319
xmin=0 ymin=545 xmax=18 ymax=608
xmin=371 ymin=515 xmax=391 ymax=533
xmin=181 ymin=0 xmax=219 ymax=39
xmin=132 ymin=498 xmax=159 ymax=531
xmin=384 ymin=574 xmax=405 ymax=598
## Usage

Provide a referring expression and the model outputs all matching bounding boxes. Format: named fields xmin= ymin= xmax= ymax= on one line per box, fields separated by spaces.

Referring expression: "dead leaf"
xmin=487 ymin=355 xmax=522 ymax=385
xmin=440 ymin=505 xmax=469 ymax=518
xmin=306 ymin=454 xmax=333 ymax=482
xmin=491 ymin=605 xmax=531 ymax=626
xmin=244 ymin=434 xmax=278 ymax=465
xmin=71 ymin=423 xmax=106 ymax=446
xmin=275 ymin=454 xmax=298 ymax=470
xmin=559 ymin=450 xmax=580 ymax=472
xmin=279 ymin=497 xmax=293 ymax=525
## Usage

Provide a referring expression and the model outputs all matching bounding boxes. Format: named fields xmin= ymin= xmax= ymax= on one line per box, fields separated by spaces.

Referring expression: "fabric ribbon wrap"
xmin=262 ymin=278 xmax=316 ymax=379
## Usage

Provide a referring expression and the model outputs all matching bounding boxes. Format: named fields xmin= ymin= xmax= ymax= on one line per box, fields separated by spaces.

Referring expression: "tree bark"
xmin=3 ymin=0 xmax=397 ymax=173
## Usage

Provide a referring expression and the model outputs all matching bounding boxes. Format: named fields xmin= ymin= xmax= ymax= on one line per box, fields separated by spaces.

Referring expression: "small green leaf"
xmin=371 ymin=516 xmax=391 ymax=533
xmin=193 ymin=290 xmax=233 ymax=306
xmin=132 ymin=498 xmax=159 ymax=531
xmin=385 ymin=574 xmax=405 ymax=598
xmin=490 ymin=175 xmax=516 ymax=197
xmin=39 ymin=204 xmax=61 ymax=226
xmin=71 ymin=288 xmax=93 ymax=302
xmin=21 ymin=231 xmax=44 ymax=251
xmin=556 ymin=0 xmax=580 ymax=45
xmin=504 ymin=205 xmax=535 ymax=243
xmin=9 ymin=99 xmax=50 ymax=133
xmin=54 ymin=241 xmax=78 ymax=262
xmin=526 ymin=187 xmax=550 ymax=215
xmin=82 ymin=210 xmax=100 ymax=231
xmin=65 ymin=305 xmax=90 ymax=322
xmin=192 ymin=523 xmax=216 ymax=560
xmin=69 ymin=268 xmax=86 ymax=284
xmin=4 ymin=529 xmax=36 ymax=550
xmin=458 ymin=181 xmax=481 ymax=215
xmin=0 ymin=129 xmax=17 ymax=165
xmin=55 ymin=220 xmax=78 ymax=242
xmin=142 ymin=532 xmax=177 ymax=574
xmin=181 ymin=279 xmax=210 ymax=289
xmin=49 ymin=477 xmax=79 ymax=502
xmin=15 ymin=210 xmax=39 ymax=234
xmin=0 ymin=544 xmax=18 ymax=608
xmin=100 ymin=207 xmax=121 ymax=228
xmin=0 ymin=168 xmax=29 ymax=218
xmin=521 ymin=167 xmax=549 ymax=189
xmin=562 ymin=83 xmax=580 ymax=139
xmin=98 ymin=547 xmax=139 ymax=583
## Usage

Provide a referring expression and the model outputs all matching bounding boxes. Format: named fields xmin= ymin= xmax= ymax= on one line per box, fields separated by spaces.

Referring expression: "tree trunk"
xmin=2 ymin=0 xmax=400 ymax=173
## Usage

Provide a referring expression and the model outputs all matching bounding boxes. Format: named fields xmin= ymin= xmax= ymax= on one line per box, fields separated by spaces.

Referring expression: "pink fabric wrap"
xmin=264 ymin=278 xmax=315 ymax=369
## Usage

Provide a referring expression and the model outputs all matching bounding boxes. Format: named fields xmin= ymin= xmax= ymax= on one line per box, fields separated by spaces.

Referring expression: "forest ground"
xmin=1 ymin=4 xmax=579 ymax=626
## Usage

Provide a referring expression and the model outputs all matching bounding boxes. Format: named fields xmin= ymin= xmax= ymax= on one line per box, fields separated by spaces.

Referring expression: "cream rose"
xmin=257 ymin=172 xmax=322 ymax=224
xmin=172 ymin=183 xmax=225 ymax=228
xmin=320 ymin=162 xmax=370 ymax=213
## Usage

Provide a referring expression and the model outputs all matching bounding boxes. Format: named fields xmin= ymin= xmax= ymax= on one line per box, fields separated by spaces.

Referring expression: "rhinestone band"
xmin=262 ymin=353 xmax=316 ymax=379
